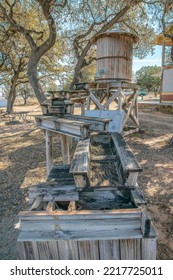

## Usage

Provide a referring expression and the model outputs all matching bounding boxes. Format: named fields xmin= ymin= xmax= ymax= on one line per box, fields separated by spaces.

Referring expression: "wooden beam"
xmin=90 ymin=91 xmax=105 ymax=110
xmin=111 ymin=132 xmax=142 ymax=174
xmin=60 ymin=134 xmax=70 ymax=164
xmin=70 ymin=138 xmax=90 ymax=188
xmin=127 ymin=172 xmax=138 ymax=187
xmin=103 ymin=90 xmax=120 ymax=109
xmin=45 ymin=130 xmax=53 ymax=177
xmin=29 ymin=183 xmax=79 ymax=203
xmin=30 ymin=196 xmax=43 ymax=211
xmin=118 ymin=89 xmax=122 ymax=110
xmin=122 ymin=97 xmax=136 ymax=127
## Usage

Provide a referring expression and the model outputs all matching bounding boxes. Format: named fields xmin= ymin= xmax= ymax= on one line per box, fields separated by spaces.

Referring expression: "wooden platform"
xmin=18 ymin=132 xmax=156 ymax=260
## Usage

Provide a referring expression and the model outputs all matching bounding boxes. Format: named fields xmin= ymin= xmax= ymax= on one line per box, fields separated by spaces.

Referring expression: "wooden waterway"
xmin=18 ymin=132 xmax=157 ymax=260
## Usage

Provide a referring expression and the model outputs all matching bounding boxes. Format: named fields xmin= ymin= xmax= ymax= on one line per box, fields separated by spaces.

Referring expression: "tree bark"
xmin=6 ymin=77 xmax=17 ymax=113
xmin=27 ymin=54 xmax=46 ymax=105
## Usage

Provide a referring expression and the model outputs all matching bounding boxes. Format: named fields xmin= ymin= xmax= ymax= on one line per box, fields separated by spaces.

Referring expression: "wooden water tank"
xmin=93 ymin=31 xmax=138 ymax=82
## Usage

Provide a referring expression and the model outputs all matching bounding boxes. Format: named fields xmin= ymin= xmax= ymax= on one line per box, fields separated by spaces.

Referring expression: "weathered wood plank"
xmin=120 ymin=239 xmax=136 ymax=260
xmin=45 ymin=130 xmax=53 ymax=176
xmin=19 ymin=208 xmax=142 ymax=220
xmin=78 ymin=189 xmax=132 ymax=210
xmin=18 ymin=229 xmax=143 ymax=241
xmin=111 ymin=132 xmax=142 ymax=173
xmin=36 ymin=116 xmax=91 ymax=139
xmin=127 ymin=172 xmax=138 ymax=187
xmin=20 ymin=216 xmax=141 ymax=233
xmin=78 ymin=241 xmax=91 ymax=259
xmin=91 ymin=155 xmax=116 ymax=162
xmin=58 ymin=240 xmax=79 ymax=260
xmin=30 ymin=196 xmax=43 ymax=211
xmin=60 ymin=134 xmax=70 ymax=164
xmin=65 ymin=114 xmax=110 ymax=132
xmin=130 ymin=188 xmax=146 ymax=206
xmin=36 ymin=241 xmax=59 ymax=260
xmin=29 ymin=184 xmax=78 ymax=203
xmin=99 ymin=240 xmax=120 ymax=260
xmin=70 ymin=138 xmax=90 ymax=188
xmin=141 ymin=238 xmax=157 ymax=260
xmin=89 ymin=240 xmax=100 ymax=259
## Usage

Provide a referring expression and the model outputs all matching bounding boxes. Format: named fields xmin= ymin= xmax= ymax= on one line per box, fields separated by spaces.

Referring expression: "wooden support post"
xmin=60 ymin=134 xmax=70 ymax=164
xmin=45 ymin=130 xmax=53 ymax=177
xmin=81 ymin=100 xmax=85 ymax=115
xmin=118 ymin=88 xmax=122 ymax=110
xmin=90 ymin=91 xmax=105 ymax=110
xmin=127 ymin=172 xmax=138 ymax=187
xmin=86 ymin=96 xmax=91 ymax=110
xmin=135 ymin=90 xmax=138 ymax=120
xmin=103 ymin=90 xmax=120 ymax=109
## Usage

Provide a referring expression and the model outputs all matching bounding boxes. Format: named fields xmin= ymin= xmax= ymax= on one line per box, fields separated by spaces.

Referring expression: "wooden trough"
xmin=18 ymin=132 xmax=157 ymax=260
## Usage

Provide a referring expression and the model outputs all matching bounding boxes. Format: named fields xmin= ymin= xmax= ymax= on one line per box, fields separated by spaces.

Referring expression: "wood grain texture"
xmin=111 ymin=132 xmax=142 ymax=173
xmin=141 ymin=238 xmax=157 ymax=260
xmin=70 ymin=139 xmax=90 ymax=188
xmin=95 ymin=34 xmax=135 ymax=82
xmin=45 ymin=130 xmax=53 ymax=177
xmin=99 ymin=240 xmax=120 ymax=260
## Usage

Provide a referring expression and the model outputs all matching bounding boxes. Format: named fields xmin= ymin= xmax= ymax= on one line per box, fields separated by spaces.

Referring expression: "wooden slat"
xmin=91 ymin=155 xmax=116 ymax=162
xmin=19 ymin=208 xmax=142 ymax=220
xmin=58 ymin=240 xmax=79 ymax=260
xmin=120 ymin=239 xmax=137 ymax=260
xmin=130 ymin=189 xmax=146 ymax=206
xmin=36 ymin=241 xmax=59 ymax=260
xmin=89 ymin=240 xmax=100 ymax=259
xmin=122 ymin=93 xmax=136 ymax=127
xmin=30 ymin=196 xmax=43 ymax=211
xmin=70 ymin=138 xmax=90 ymax=188
xmin=35 ymin=116 xmax=91 ymax=139
xmin=45 ymin=130 xmax=53 ymax=177
xmin=29 ymin=184 xmax=78 ymax=203
xmin=111 ymin=132 xmax=142 ymax=173
xmin=18 ymin=228 xmax=143 ymax=242
xmin=78 ymin=189 xmax=131 ymax=210
xmin=141 ymin=238 xmax=157 ymax=260
xmin=19 ymin=216 xmax=141 ymax=233
xmin=99 ymin=240 xmax=120 ymax=260
xmin=90 ymin=91 xmax=105 ymax=110
xmin=60 ymin=134 xmax=70 ymax=164
xmin=65 ymin=114 xmax=110 ymax=132
xmin=127 ymin=172 xmax=138 ymax=187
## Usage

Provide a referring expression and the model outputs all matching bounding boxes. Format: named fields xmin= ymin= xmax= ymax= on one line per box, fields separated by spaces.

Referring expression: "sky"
xmin=132 ymin=45 xmax=162 ymax=73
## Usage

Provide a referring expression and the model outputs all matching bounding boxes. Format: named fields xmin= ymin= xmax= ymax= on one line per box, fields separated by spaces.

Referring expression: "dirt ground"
xmin=0 ymin=100 xmax=173 ymax=260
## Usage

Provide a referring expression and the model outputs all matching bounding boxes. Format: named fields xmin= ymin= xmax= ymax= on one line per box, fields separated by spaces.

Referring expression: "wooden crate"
xmin=18 ymin=202 xmax=157 ymax=260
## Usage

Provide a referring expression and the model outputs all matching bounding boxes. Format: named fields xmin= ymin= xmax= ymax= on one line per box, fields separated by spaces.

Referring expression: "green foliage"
xmin=135 ymin=65 xmax=161 ymax=91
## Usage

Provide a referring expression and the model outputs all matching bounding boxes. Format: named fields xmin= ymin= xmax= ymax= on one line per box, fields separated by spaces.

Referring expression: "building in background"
xmin=154 ymin=24 xmax=173 ymax=103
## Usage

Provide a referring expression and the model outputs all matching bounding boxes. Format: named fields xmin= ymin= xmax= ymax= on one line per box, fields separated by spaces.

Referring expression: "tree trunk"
xmin=6 ymin=81 xmax=17 ymax=113
xmin=27 ymin=55 xmax=46 ymax=107
xmin=69 ymin=43 xmax=92 ymax=89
